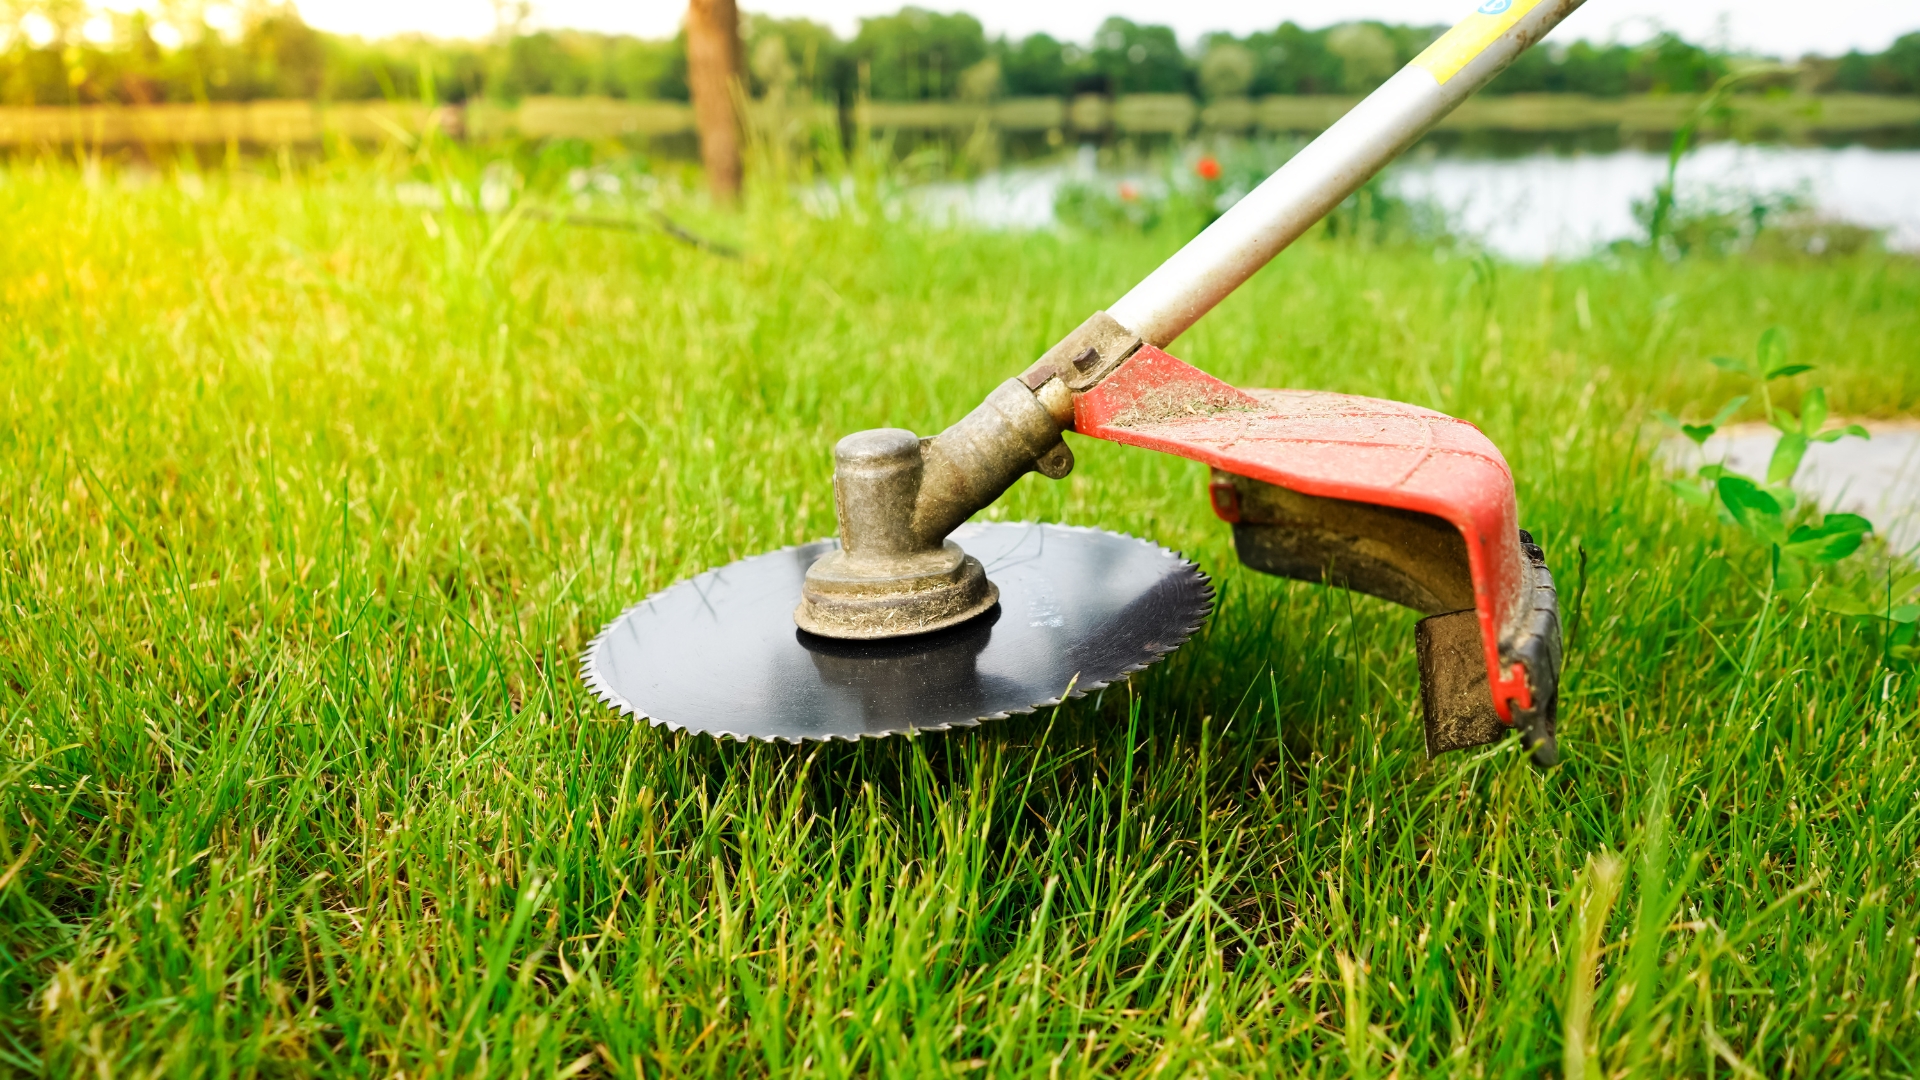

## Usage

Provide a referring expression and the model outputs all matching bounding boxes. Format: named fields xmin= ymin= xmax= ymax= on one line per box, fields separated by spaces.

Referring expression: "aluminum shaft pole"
xmin=1107 ymin=0 xmax=1586 ymax=348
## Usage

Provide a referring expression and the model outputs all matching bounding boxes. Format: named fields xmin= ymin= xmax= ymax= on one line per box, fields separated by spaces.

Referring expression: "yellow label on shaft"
xmin=1411 ymin=0 xmax=1547 ymax=85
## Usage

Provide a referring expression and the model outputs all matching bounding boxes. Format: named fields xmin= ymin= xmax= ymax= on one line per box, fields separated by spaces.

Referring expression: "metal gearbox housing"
xmin=795 ymin=375 xmax=1081 ymax=639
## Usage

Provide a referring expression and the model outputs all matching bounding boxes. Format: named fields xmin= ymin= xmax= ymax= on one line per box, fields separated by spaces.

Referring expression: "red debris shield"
xmin=1075 ymin=345 xmax=1537 ymax=724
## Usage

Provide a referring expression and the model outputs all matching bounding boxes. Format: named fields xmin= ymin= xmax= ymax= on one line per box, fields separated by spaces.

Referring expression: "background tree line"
xmin=2 ymin=1 xmax=1917 ymax=108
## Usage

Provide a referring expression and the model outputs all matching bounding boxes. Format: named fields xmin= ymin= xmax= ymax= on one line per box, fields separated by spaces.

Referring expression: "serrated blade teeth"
xmin=578 ymin=522 xmax=1211 ymax=742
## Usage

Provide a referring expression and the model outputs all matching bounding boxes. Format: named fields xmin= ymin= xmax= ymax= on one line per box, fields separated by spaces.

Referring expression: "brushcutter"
xmin=584 ymin=0 xmax=1582 ymax=765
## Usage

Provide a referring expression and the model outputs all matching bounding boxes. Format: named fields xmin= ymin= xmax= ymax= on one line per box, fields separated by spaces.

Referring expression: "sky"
xmin=287 ymin=0 xmax=1916 ymax=58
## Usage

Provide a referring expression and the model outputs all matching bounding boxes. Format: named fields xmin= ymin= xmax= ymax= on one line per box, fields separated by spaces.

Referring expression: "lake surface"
xmin=1391 ymin=143 xmax=1920 ymax=259
xmin=921 ymin=143 xmax=1920 ymax=261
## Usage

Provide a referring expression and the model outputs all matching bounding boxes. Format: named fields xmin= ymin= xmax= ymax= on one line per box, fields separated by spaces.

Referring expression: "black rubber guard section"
xmin=1416 ymin=529 xmax=1562 ymax=766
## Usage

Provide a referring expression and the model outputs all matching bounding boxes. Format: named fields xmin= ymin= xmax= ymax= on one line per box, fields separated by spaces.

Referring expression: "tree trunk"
xmin=685 ymin=0 xmax=743 ymax=205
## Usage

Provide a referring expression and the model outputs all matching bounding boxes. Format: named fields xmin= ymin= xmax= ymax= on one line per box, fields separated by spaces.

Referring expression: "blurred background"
xmin=1 ymin=0 xmax=1916 ymax=257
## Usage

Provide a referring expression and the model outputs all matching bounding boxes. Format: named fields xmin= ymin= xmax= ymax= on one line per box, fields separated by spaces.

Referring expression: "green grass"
xmin=2 ymin=154 xmax=1919 ymax=1077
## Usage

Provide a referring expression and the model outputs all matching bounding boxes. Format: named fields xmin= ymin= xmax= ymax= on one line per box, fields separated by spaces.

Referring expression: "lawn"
xmin=2 ymin=153 xmax=1919 ymax=1077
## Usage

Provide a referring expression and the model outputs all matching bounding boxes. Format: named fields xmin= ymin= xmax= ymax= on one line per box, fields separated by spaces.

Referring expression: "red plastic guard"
xmin=1074 ymin=345 xmax=1534 ymax=723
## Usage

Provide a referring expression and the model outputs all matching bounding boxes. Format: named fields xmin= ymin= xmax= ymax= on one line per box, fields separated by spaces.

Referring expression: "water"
xmin=1663 ymin=424 xmax=1920 ymax=556
xmin=1390 ymin=144 xmax=1920 ymax=260
xmin=912 ymin=144 xmax=1104 ymax=231
xmin=922 ymin=143 xmax=1920 ymax=261
xmin=914 ymin=168 xmax=1069 ymax=231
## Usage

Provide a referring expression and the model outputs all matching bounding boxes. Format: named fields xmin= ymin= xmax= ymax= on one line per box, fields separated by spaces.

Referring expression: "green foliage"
xmin=484 ymin=30 xmax=688 ymax=104
xmin=317 ymin=33 xmax=493 ymax=104
xmin=0 ymin=4 xmax=340 ymax=105
xmin=1084 ymin=18 xmax=1190 ymax=95
xmin=1 ymin=149 xmax=1919 ymax=1076
xmin=1 ymin=4 xmax=1909 ymax=107
xmin=0 ymin=3 xmax=682 ymax=106
xmin=1234 ymin=24 xmax=1345 ymax=96
xmin=1196 ymin=41 xmax=1254 ymax=101
xmin=743 ymin=15 xmax=842 ymax=102
xmin=995 ymin=31 xmax=1071 ymax=97
xmin=850 ymin=7 xmax=988 ymax=101
xmin=1493 ymin=39 xmax=1632 ymax=96
xmin=1637 ymin=32 xmax=1734 ymax=94
xmin=1826 ymin=31 xmax=1920 ymax=94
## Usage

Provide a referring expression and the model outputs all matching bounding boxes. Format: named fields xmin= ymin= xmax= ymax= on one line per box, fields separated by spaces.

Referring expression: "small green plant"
xmin=1658 ymin=328 xmax=1920 ymax=659
xmin=1659 ymin=328 xmax=1872 ymax=588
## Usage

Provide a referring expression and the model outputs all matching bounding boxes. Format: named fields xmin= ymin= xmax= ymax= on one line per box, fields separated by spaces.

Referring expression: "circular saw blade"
xmin=580 ymin=522 xmax=1212 ymax=742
